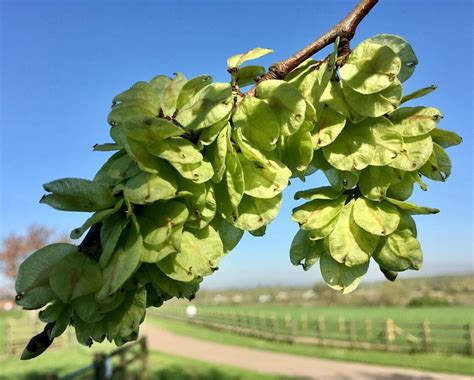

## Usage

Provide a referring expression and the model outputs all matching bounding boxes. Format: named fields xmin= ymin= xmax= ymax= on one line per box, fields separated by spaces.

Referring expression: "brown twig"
xmin=246 ymin=0 xmax=378 ymax=96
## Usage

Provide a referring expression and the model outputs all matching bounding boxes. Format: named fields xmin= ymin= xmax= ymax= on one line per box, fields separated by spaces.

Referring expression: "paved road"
xmin=142 ymin=324 xmax=472 ymax=380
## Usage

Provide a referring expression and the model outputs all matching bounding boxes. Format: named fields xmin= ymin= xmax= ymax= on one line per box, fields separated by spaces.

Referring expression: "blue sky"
xmin=1 ymin=0 xmax=472 ymax=289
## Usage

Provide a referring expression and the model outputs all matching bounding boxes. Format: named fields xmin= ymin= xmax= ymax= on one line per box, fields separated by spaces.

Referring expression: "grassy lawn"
xmin=0 ymin=345 xmax=290 ymax=380
xmin=150 ymin=317 xmax=474 ymax=376
xmin=162 ymin=303 xmax=474 ymax=325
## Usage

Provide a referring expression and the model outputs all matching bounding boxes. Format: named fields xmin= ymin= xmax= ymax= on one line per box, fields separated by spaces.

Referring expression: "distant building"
xmin=232 ymin=294 xmax=243 ymax=303
xmin=258 ymin=294 xmax=272 ymax=303
xmin=276 ymin=291 xmax=288 ymax=301
xmin=302 ymin=290 xmax=316 ymax=300
xmin=213 ymin=294 xmax=228 ymax=304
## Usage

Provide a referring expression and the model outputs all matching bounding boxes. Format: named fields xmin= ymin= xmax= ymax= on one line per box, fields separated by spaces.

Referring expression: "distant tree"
xmin=0 ymin=225 xmax=67 ymax=280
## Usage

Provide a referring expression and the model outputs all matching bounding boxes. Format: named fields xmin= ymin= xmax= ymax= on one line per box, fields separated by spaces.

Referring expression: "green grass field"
xmin=149 ymin=317 xmax=474 ymax=376
xmin=163 ymin=303 xmax=474 ymax=325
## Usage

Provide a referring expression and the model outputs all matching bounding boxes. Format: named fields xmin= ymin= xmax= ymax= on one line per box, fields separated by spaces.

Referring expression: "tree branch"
xmin=77 ymin=1 xmax=378 ymax=260
xmin=246 ymin=0 xmax=378 ymax=96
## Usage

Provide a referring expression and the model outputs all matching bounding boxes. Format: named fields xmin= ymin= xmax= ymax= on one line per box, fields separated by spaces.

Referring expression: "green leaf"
xmin=206 ymin=126 xmax=228 ymax=183
xmin=170 ymin=159 xmax=214 ymax=184
xmin=160 ymin=73 xmax=187 ymax=117
xmin=367 ymin=117 xmax=403 ymax=166
xmin=185 ymin=183 xmax=216 ymax=230
xmin=324 ymin=168 xmax=359 ymax=192
xmin=240 ymin=155 xmax=291 ymax=199
xmin=176 ymin=75 xmax=213 ymax=110
xmin=339 ymin=41 xmax=401 ymax=94
xmin=125 ymin=117 xmax=185 ymax=143
xmin=280 ymin=128 xmax=314 ymax=178
xmin=93 ymin=143 xmax=121 ymax=152
xmin=138 ymin=264 xmax=200 ymax=299
xmin=124 ymin=165 xmax=178 ymax=204
xmin=112 ymin=83 xmax=159 ymax=113
xmin=401 ymin=85 xmax=437 ymax=104
xmin=227 ymin=47 xmax=273 ymax=69
xmin=225 ymin=149 xmax=245 ymax=209
xmin=106 ymin=287 xmax=146 ymax=342
xmin=358 ymin=166 xmax=393 ymax=201
xmin=236 ymin=65 xmax=266 ymax=87
xmin=233 ymin=96 xmax=280 ymax=151
xmin=292 ymin=197 xmax=345 ymax=231
xmin=41 ymin=178 xmax=116 ymax=212
xmin=296 ymin=59 xmax=334 ymax=118
xmin=255 ymin=79 xmax=306 ymax=136
xmin=322 ymin=123 xmax=375 ymax=171
xmin=100 ymin=213 xmax=129 ymax=268
xmin=385 ymin=197 xmax=439 ymax=215
xmin=70 ymin=199 xmax=124 ymax=240
xmin=137 ymin=200 xmax=188 ymax=248
xmin=16 ymin=243 xmax=78 ymax=294
xmin=73 ymin=294 xmax=104 ymax=323
xmin=233 ymin=194 xmax=282 ymax=231
xmin=233 ymin=128 xmax=268 ymax=163
xmin=388 ymin=107 xmax=442 ymax=137
xmin=148 ymin=137 xmax=203 ymax=164
xmin=353 ymin=198 xmax=400 ymax=236
xmin=94 ymin=150 xmax=128 ymax=187
xmin=198 ymin=119 xmax=229 ymax=147
xmin=312 ymin=106 xmax=346 ymax=149
xmin=290 ymin=230 xmax=323 ymax=271
xmin=342 ymin=80 xmax=402 ymax=118
xmin=430 ymin=128 xmax=462 ymax=149
xmin=210 ymin=215 xmax=244 ymax=253
xmin=420 ymin=143 xmax=451 ymax=181
xmin=157 ymin=225 xmax=224 ymax=282
xmin=389 ymin=134 xmax=433 ymax=171
xmin=96 ymin=226 xmax=142 ymax=299
xmin=320 ymin=80 xmax=363 ymax=123
xmin=16 ymin=287 xmax=56 ymax=310
xmin=364 ymin=34 xmax=418 ymax=82
xmin=107 ymin=154 xmax=140 ymax=181
xmin=294 ymin=186 xmax=343 ymax=201
xmin=373 ymin=229 xmax=422 ymax=271
xmin=320 ymin=251 xmax=369 ymax=294
xmin=50 ymin=251 xmax=102 ymax=303
xmin=175 ymin=83 xmax=232 ymax=131
xmin=327 ymin=203 xmax=379 ymax=267
xmin=387 ymin=173 xmax=414 ymax=201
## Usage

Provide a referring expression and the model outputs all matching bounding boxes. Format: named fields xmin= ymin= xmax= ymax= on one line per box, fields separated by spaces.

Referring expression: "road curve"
xmin=142 ymin=324 xmax=471 ymax=380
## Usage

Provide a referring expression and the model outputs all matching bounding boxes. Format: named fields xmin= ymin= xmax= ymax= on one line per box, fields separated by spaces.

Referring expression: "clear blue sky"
xmin=1 ymin=0 xmax=472 ymax=289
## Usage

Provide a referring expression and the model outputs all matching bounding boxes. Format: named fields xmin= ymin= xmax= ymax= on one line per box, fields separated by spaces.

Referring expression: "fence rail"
xmin=152 ymin=309 xmax=474 ymax=356
xmin=45 ymin=337 xmax=148 ymax=380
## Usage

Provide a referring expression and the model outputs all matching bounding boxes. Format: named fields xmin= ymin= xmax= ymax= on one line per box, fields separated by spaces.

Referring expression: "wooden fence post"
xmin=385 ymin=319 xmax=395 ymax=350
xmin=317 ymin=316 xmax=325 ymax=341
xmin=285 ymin=314 xmax=292 ymax=329
xmin=301 ymin=314 xmax=308 ymax=331
xmin=338 ymin=317 xmax=345 ymax=333
xmin=349 ymin=321 xmax=357 ymax=347
xmin=271 ymin=313 xmax=278 ymax=338
xmin=94 ymin=353 xmax=106 ymax=380
xmin=467 ymin=323 xmax=474 ymax=356
xmin=422 ymin=320 xmax=431 ymax=352
xmin=291 ymin=319 xmax=297 ymax=340
xmin=140 ymin=337 xmax=149 ymax=380
xmin=365 ymin=319 xmax=373 ymax=340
